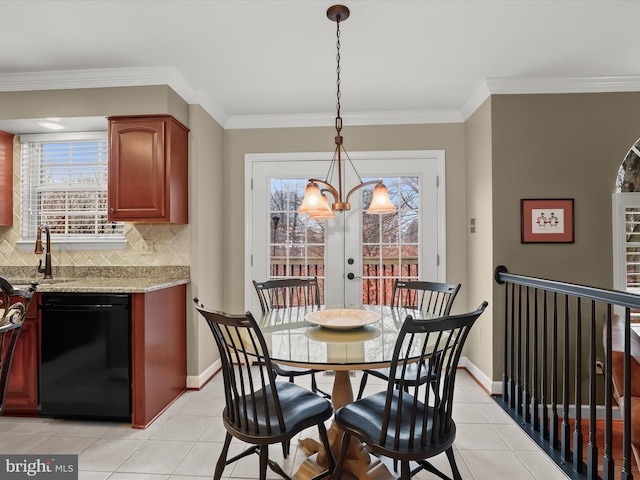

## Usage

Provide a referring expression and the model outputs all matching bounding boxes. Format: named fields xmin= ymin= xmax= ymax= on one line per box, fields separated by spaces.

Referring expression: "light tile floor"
xmin=0 ymin=370 xmax=569 ymax=480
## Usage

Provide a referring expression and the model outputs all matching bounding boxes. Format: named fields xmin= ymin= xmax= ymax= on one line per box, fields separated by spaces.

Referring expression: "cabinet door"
xmin=108 ymin=118 xmax=166 ymax=221
xmin=4 ymin=319 xmax=38 ymax=413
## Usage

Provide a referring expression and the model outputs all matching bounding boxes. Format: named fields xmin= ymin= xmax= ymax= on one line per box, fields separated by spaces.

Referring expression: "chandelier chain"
xmin=335 ymin=14 xmax=342 ymax=133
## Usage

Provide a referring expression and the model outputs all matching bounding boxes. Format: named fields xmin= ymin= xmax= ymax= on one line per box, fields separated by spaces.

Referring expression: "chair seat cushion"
xmin=224 ymin=381 xmax=332 ymax=443
xmin=335 ymin=390 xmax=456 ymax=459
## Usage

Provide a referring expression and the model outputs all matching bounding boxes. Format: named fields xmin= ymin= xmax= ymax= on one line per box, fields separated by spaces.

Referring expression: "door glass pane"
xmin=269 ymin=178 xmax=325 ymax=301
xmin=361 ymin=176 xmax=420 ymax=305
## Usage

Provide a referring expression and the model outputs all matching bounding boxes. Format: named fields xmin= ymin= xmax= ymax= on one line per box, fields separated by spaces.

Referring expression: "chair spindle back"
xmin=380 ymin=302 xmax=487 ymax=451
xmin=194 ymin=302 xmax=286 ymax=438
xmin=252 ymin=277 xmax=321 ymax=313
xmin=391 ymin=280 xmax=461 ymax=317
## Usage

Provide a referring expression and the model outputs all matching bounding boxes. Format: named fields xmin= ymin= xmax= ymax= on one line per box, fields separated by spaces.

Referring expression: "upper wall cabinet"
xmin=0 ymin=130 xmax=13 ymax=226
xmin=108 ymin=115 xmax=189 ymax=224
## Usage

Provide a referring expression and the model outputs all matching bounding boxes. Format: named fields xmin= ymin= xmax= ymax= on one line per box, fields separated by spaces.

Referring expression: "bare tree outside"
xmin=269 ymin=176 xmax=421 ymax=305
xmin=30 ymin=140 xmax=124 ymax=238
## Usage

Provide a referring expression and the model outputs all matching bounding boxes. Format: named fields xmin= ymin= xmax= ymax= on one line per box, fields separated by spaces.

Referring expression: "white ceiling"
xmin=1 ymin=0 xmax=640 ymax=132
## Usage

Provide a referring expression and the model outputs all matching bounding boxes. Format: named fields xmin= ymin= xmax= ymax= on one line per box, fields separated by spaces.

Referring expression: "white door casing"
xmin=245 ymin=151 xmax=445 ymax=314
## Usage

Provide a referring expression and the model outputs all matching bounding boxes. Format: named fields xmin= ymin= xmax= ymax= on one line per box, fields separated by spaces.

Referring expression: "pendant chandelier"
xmin=298 ymin=4 xmax=396 ymax=219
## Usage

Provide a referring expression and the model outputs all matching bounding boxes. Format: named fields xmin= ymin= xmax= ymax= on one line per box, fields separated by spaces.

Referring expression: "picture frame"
xmin=521 ymin=198 xmax=574 ymax=243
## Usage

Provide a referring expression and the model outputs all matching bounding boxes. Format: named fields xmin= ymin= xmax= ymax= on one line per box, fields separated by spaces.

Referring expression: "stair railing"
xmin=495 ymin=265 xmax=640 ymax=480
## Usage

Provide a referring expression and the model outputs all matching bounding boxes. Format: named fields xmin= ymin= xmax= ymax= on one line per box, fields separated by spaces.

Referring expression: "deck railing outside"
xmin=495 ymin=265 xmax=640 ymax=480
xmin=270 ymin=257 xmax=419 ymax=305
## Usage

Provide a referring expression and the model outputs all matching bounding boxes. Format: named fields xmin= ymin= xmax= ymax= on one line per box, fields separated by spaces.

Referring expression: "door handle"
xmin=347 ymin=273 xmax=361 ymax=280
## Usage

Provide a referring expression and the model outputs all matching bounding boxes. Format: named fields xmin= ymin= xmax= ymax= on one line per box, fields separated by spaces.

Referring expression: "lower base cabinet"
xmin=4 ymin=303 xmax=38 ymax=413
xmin=131 ymin=285 xmax=187 ymax=428
xmin=2 ymin=285 xmax=187 ymax=429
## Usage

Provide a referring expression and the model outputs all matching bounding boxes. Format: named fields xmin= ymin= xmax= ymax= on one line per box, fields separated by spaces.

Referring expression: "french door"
xmin=246 ymin=151 xmax=445 ymax=315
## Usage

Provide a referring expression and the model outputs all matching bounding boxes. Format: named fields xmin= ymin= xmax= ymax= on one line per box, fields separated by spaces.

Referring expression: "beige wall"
xmin=224 ymin=123 xmax=467 ymax=313
xmin=0 ymin=86 xmax=189 ymax=126
xmin=464 ymin=99 xmax=494 ymax=376
xmin=188 ymin=104 xmax=225 ymax=378
xmin=490 ymin=92 xmax=640 ymax=379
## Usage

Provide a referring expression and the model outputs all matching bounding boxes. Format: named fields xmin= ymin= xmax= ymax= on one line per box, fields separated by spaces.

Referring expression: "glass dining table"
xmin=258 ymin=304 xmax=431 ymax=480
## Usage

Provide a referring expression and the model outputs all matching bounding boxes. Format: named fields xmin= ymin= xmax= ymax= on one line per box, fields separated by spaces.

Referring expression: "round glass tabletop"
xmin=258 ymin=305 xmax=430 ymax=370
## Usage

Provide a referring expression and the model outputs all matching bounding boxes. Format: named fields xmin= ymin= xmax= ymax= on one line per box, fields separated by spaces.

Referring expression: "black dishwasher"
xmin=40 ymin=293 xmax=131 ymax=421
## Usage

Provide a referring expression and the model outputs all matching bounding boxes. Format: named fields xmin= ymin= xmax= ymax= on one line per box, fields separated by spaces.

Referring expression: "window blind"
xmin=21 ymin=132 xmax=125 ymax=241
xmin=624 ymin=205 xmax=640 ymax=320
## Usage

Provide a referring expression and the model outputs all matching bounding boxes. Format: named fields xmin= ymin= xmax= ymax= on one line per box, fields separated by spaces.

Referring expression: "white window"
xmin=19 ymin=132 xmax=125 ymax=250
xmin=612 ymin=192 xmax=640 ymax=321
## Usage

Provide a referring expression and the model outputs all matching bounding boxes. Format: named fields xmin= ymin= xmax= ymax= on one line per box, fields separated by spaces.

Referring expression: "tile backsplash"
xmin=1 ymin=135 xmax=190 ymax=268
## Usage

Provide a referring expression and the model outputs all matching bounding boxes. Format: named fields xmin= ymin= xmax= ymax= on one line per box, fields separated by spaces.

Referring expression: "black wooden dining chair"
xmin=0 ymin=278 xmax=37 ymax=415
xmin=356 ymin=280 xmax=461 ymax=400
xmin=252 ymin=278 xmax=330 ymax=399
xmin=332 ymin=302 xmax=488 ymax=480
xmin=193 ymin=299 xmax=335 ymax=480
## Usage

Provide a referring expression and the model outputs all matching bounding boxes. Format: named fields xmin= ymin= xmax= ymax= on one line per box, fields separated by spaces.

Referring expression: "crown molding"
xmin=461 ymin=80 xmax=492 ymax=121
xmin=189 ymin=88 xmax=228 ymax=128
xmin=485 ymin=75 xmax=640 ymax=95
xmin=2 ymin=67 xmax=640 ymax=128
xmin=461 ymin=75 xmax=640 ymax=121
xmin=0 ymin=66 xmax=228 ymax=127
xmin=0 ymin=66 xmax=189 ymax=94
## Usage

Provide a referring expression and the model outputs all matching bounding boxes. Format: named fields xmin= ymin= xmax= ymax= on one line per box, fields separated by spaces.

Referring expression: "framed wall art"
xmin=521 ymin=198 xmax=574 ymax=243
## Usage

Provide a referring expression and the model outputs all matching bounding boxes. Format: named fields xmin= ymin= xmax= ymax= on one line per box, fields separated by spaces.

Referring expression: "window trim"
xmin=612 ymin=192 xmax=640 ymax=291
xmin=19 ymin=131 xmax=126 ymax=250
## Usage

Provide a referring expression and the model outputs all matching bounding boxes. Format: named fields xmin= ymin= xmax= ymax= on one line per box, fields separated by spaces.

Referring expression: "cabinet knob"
xmin=110 ymin=208 xmax=115 ymax=213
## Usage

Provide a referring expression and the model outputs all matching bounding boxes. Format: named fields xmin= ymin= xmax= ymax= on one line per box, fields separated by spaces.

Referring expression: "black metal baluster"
xmin=503 ymin=277 xmax=510 ymax=404
xmin=509 ymin=283 xmax=516 ymax=409
xmin=516 ymin=284 xmax=523 ymax=416
xmin=524 ymin=286 xmax=531 ymax=423
xmin=587 ymin=300 xmax=598 ymax=480
xmin=532 ymin=287 xmax=540 ymax=431
xmin=622 ymin=308 xmax=633 ymax=480
xmin=540 ymin=289 xmax=548 ymax=440
xmin=562 ymin=294 xmax=571 ymax=461
xmin=602 ymin=305 xmax=614 ymax=480
xmin=551 ymin=292 xmax=559 ymax=449
xmin=574 ymin=298 xmax=584 ymax=473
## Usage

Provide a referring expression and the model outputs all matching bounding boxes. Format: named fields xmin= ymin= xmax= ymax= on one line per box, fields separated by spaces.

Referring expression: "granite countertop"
xmin=0 ymin=266 xmax=190 ymax=294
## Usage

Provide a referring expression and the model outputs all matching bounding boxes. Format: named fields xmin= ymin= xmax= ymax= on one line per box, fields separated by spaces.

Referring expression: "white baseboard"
xmin=458 ymin=357 xmax=622 ymax=420
xmin=186 ymin=359 xmax=221 ymax=389
xmin=459 ymin=356 xmax=502 ymax=395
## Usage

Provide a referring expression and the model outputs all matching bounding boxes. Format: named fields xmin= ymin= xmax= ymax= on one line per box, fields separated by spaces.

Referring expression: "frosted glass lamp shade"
xmin=366 ymin=183 xmax=396 ymax=214
xmin=310 ymin=193 xmax=335 ymax=219
xmin=298 ymin=182 xmax=325 ymax=214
